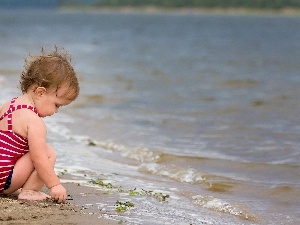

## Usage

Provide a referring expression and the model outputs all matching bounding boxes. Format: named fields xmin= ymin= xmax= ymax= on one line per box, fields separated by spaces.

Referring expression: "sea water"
xmin=0 ymin=9 xmax=299 ymax=224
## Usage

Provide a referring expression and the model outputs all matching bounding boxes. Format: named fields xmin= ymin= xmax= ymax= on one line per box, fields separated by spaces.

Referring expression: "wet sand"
xmin=0 ymin=183 xmax=122 ymax=225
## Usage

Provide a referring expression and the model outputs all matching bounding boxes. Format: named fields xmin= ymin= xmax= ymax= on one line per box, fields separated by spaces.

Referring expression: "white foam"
xmin=139 ymin=163 xmax=206 ymax=184
xmin=98 ymin=140 xmax=161 ymax=163
xmin=192 ymin=195 xmax=255 ymax=220
xmin=44 ymin=114 xmax=92 ymax=143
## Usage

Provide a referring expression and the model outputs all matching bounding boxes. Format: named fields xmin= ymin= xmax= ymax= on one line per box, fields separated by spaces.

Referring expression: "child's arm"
xmin=27 ymin=114 xmax=66 ymax=202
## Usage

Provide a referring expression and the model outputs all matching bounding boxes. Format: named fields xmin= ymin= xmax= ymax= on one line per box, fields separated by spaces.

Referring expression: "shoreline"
xmin=0 ymin=182 xmax=122 ymax=225
xmin=58 ymin=6 xmax=300 ymax=16
xmin=0 ymin=171 xmax=131 ymax=225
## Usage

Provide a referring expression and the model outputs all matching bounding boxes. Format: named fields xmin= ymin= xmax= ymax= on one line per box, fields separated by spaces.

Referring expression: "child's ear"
xmin=34 ymin=87 xmax=47 ymax=98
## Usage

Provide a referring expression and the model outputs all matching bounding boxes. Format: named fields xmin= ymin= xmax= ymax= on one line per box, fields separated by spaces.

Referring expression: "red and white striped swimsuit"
xmin=0 ymin=97 xmax=38 ymax=192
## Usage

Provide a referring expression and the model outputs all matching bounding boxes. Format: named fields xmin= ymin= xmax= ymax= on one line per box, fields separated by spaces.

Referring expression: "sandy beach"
xmin=0 ymin=182 xmax=122 ymax=225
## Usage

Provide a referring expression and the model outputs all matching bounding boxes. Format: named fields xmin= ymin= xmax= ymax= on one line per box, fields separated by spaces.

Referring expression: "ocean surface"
xmin=0 ymin=9 xmax=299 ymax=224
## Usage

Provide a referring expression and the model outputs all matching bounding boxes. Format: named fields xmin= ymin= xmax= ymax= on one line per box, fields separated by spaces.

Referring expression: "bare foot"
xmin=13 ymin=188 xmax=22 ymax=195
xmin=18 ymin=190 xmax=50 ymax=201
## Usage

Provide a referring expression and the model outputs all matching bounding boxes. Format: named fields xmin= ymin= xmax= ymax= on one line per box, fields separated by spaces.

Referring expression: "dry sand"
xmin=0 ymin=183 xmax=122 ymax=225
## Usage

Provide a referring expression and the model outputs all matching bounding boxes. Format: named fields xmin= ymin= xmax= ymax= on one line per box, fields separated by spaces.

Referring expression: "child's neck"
xmin=23 ymin=93 xmax=35 ymax=107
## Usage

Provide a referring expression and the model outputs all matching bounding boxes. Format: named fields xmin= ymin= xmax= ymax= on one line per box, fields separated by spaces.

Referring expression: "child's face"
xmin=35 ymin=85 xmax=73 ymax=117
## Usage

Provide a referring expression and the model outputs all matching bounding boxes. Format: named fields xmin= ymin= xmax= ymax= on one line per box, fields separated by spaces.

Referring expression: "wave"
xmin=43 ymin=105 xmax=300 ymax=224
xmin=192 ymin=195 xmax=257 ymax=221
xmin=139 ymin=163 xmax=206 ymax=184
xmin=46 ymin=123 xmax=300 ymax=188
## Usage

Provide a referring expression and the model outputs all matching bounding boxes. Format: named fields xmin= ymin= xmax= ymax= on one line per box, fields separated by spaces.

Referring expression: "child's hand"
xmin=50 ymin=184 xmax=67 ymax=203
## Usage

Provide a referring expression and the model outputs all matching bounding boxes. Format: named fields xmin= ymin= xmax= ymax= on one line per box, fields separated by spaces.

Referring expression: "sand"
xmin=0 ymin=183 xmax=122 ymax=225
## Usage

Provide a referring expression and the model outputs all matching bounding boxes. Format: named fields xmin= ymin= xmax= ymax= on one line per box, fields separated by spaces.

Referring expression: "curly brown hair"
xmin=20 ymin=47 xmax=79 ymax=101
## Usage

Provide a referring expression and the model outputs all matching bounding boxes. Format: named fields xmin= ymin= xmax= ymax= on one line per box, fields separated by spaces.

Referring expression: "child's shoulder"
xmin=1 ymin=96 xmax=38 ymax=118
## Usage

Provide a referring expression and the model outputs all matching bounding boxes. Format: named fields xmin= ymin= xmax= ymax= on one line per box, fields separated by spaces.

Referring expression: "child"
xmin=0 ymin=47 xmax=79 ymax=203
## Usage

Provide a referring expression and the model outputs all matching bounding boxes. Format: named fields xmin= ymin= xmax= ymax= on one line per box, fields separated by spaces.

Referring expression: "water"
xmin=0 ymin=9 xmax=300 ymax=224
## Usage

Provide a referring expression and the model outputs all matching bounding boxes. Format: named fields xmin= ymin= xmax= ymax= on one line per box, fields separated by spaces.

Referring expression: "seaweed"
xmin=88 ymin=178 xmax=170 ymax=202
xmin=88 ymin=178 xmax=113 ymax=188
xmin=87 ymin=139 xmax=97 ymax=146
xmin=115 ymin=200 xmax=134 ymax=212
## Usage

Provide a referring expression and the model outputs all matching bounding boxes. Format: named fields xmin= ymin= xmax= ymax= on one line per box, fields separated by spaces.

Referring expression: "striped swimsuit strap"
xmin=0 ymin=97 xmax=38 ymax=131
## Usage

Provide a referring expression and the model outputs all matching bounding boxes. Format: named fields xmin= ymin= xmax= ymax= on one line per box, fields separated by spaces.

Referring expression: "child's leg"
xmin=2 ymin=153 xmax=34 ymax=194
xmin=3 ymin=144 xmax=56 ymax=201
